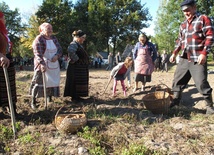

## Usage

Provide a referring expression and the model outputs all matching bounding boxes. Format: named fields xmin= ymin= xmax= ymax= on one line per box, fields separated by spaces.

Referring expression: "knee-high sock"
xmin=113 ymin=79 xmax=117 ymax=94
xmin=121 ymin=80 xmax=126 ymax=92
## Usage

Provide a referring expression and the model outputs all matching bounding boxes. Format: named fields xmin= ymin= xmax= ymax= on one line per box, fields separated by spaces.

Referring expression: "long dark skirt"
xmin=0 ymin=54 xmax=17 ymax=107
xmin=64 ymin=64 xmax=89 ymax=98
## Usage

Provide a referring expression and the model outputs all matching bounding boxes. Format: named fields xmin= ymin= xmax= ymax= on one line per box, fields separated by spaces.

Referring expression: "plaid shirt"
xmin=32 ymin=34 xmax=62 ymax=71
xmin=173 ymin=13 xmax=214 ymax=62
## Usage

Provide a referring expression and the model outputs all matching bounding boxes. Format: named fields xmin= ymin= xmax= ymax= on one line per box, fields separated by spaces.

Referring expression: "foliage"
xmin=0 ymin=2 xmax=26 ymax=57
xmin=154 ymin=0 xmax=183 ymax=53
xmin=1 ymin=0 xmax=153 ymax=59
xmin=154 ymin=0 xmax=214 ymax=56
xmin=0 ymin=124 xmax=14 ymax=141
xmin=35 ymin=0 xmax=74 ymax=54
xmin=78 ymin=126 xmax=106 ymax=154
xmin=196 ymin=0 xmax=214 ymax=21
xmin=87 ymin=0 xmax=152 ymax=57
xmin=120 ymin=142 xmax=159 ymax=155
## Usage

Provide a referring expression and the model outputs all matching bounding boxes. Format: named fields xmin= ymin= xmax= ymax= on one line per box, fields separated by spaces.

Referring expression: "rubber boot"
xmin=47 ymin=96 xmax=52 ymax=103
xmin=13 ymin=103 xmax=18 ymax=116
xmin=31 ymin=98 xmax=36 ymax=110
xmin=170 ymin=91 xmax=182 ymax=108
xmin=205 ymin=95 xmax=214 ymax=115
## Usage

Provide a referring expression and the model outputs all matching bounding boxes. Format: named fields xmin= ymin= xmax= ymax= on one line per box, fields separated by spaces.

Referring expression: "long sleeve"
xmin=110 ymin=63 xmax=124 ymax=77
xmin=133 ymin=42 xmax=139 ymax=60
xmin=67 ymin=41 xmax=79 ymax=64
xmin=32 ymin=35 xmax=46 ymax=70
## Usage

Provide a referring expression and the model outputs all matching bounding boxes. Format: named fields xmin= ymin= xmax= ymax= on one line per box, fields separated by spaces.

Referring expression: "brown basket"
xmin=55 ymin=107 xmax=87 ymax=134
xmin=142 ymin=91 xmax=171 ymax=114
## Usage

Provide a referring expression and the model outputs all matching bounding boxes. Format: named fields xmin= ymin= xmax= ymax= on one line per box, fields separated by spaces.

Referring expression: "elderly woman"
xmin=133 ymin=33 xmax=157 ymax=92
xmin=64 ymin=30 xmax=90 ymax=101
xmin=29 ymin=22 xmax=62 ymax=109
xmin=0 ymin=11 xmax=18 ymax=115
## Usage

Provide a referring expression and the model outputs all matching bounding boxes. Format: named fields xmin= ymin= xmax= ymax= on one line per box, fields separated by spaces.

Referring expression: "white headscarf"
xmin=39 ymin=22 xmax=52 ymax=35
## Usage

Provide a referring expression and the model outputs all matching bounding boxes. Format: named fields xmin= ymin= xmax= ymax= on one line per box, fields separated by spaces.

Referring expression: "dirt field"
xmin=0 ymin=65 xmax=214 ymax=154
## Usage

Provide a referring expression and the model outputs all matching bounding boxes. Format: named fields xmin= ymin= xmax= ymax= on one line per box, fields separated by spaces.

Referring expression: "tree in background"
xmin=20 ymin=15 xmax=40 ymax=59
xmin=154 ymin=0 xmax=183 ymax=54
xmin=154 ymin=0 xmax=214 ymax=58
xmin=35 ymin=0 xmax=74 ymax=54
xmin=1 ymin=0 xmax=155 ymax=60
xmin=197 ymin=0 xmax=214 ymax=59
xmin=87 ymin=0 xmax=152 ymax=58
xmin=0 ymin=2 xmax=25 ymax=57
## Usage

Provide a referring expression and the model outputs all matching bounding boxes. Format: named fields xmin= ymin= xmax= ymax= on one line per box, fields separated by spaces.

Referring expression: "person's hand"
xmin=0 ymin=55 xmax=10 ymax=68
xmin=169 ymin=54 xmax=176 ymax=63
xmin=40 ymin=64 xmax=46 ymax=72
xmin=51 ymin=55 xmax=58 ymax=62
xmin=197 ymin=54 xmax=206 ymax=65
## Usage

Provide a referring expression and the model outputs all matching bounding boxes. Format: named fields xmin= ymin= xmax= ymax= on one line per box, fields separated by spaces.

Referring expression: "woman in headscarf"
xmin=132 ymin=33 xmax=157 ymax=92
xmin=29 ymin=22 xmax=62 ymax=109
xmin=64 ymin=30 xmax=90 ymax=101
xmin=0 ymin=11 xmax=17 ymax=115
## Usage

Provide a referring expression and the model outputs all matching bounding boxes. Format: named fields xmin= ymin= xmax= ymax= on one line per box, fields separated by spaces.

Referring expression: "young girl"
xmin=110 ymin=56 xmax=133 ymax=97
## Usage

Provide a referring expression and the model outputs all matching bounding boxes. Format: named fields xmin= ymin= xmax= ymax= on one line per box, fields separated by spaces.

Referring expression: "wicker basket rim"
xmin=54 ymin=106 xmax=86 ymax=127
xmin=55 ymin=106 xmax=87 ymax=133
xmin=57 ymin=113 xmax=86 ymax=117
xmin=142 ymin=91 xmax=170 ymax=100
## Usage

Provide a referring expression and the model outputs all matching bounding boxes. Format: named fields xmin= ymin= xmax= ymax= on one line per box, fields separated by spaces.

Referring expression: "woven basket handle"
xmin=157 ymin=82 xmax=170 ymax=90
xmin=158 ymin=82 xmax=170 ymax=114
xmin=55 ymin=106 xmax=65 ymax=126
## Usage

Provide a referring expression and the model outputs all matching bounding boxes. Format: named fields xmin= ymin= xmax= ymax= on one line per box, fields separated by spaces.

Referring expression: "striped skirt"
xmin=64 ymin=64 xmax=89 ymax=98
xmin=0 ymin=54 xmax=17 ymax=106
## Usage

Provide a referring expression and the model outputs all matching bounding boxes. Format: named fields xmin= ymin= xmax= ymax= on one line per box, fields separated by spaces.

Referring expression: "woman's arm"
xmin=67 ymin=42 xmax=79 ymax=64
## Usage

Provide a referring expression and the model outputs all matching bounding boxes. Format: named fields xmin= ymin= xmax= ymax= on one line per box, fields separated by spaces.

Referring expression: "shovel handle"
xmin=42 ymin=72 xmax=48 ymax=110
xmin=101 ymin=77 xmax=112 ymax=95
xmin=3 ymin=67 xmax=17 ymax=138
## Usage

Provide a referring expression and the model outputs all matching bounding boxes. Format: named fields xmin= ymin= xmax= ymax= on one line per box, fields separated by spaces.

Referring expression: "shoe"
xmin=31 ymin=102 xmax=36 ymax=110
xmin=206 ymin=106 xmax=214 ymax=115
xmin=31 ymin=99 xmax=36 ymax=110
xmin=170 ymin=98 xmax=180 ymax=108
xmin=141 ymin=86 xmax=145 ymax=92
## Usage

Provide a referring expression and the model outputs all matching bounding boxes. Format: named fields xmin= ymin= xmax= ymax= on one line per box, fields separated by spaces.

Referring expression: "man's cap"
xmin=180 ymin=0 xmax=195 ymax=11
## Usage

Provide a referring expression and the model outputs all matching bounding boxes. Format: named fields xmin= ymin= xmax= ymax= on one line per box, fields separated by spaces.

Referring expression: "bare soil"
xmin=0 ymin=65 xmax=214 ymax=155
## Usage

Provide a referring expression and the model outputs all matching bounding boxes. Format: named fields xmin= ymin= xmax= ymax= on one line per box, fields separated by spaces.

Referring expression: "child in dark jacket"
xmin=110 ymin=57 xmax=133 ymax=97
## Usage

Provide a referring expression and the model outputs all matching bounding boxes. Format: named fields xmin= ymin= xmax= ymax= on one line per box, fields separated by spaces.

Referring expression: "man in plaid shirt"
xmin=169 ymin=0 xmax=214 ymax=114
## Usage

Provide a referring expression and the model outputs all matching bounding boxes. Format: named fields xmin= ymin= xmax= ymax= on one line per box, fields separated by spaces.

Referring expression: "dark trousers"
xmin=172 ymin=58 xmax=212 ymax=100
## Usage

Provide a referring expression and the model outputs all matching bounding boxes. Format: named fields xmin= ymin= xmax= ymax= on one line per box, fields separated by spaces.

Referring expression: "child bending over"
xmin=110 ymin=57 xmax=133 ymax=97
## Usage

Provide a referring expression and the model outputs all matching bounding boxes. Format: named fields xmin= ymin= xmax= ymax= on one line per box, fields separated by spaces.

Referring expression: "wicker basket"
xmin=55 ymin=107 xmax=87 ymax=134
xmin=142 ymin=91 xmax=171 ymax=114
